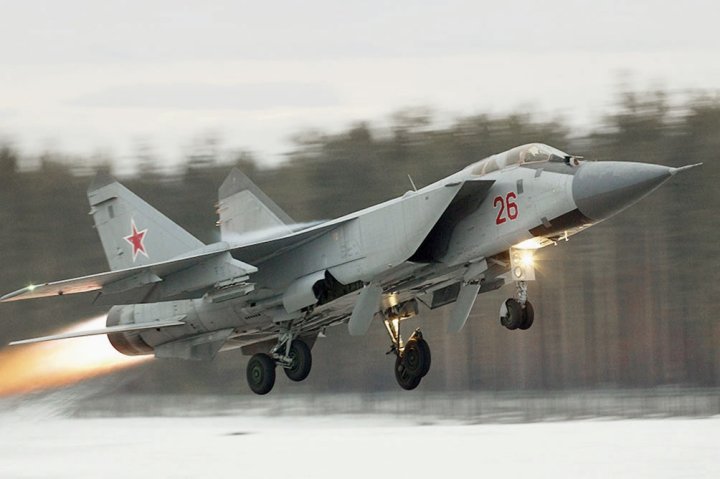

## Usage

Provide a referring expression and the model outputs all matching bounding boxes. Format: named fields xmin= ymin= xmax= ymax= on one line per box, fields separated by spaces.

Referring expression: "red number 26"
xmin=494 ymin=192 xmax=518 ymax=225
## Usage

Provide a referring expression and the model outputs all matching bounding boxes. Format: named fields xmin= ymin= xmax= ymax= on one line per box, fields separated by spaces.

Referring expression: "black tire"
xmin=246 ymin=353 xmax=276 ymax=395
xmin=284 ymin=340 xmax=312 ymax=382
xmin=402 ymin=340 xmax=425 ymax=377
xmin=501 ymin=298 xmax=523 ymax=330
xmin=416 ymin=338 xmax=432 ymax=377
xmin=395 ymin=355 xmax=421 ymax=390
xmin=519 ymin=300 xmax=535 ymax=330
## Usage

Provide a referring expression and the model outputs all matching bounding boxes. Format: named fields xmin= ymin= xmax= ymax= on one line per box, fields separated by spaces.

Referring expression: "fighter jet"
xmin=2 ymin=143 xmax=700 ymax=394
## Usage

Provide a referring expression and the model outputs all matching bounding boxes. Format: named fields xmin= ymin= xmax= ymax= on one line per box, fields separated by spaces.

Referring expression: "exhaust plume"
xmin=0 ymin=315 xmax=150 ymax=397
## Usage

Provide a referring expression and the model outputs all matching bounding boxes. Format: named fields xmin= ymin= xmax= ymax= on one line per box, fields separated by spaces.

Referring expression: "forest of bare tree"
xmin=0 ymin=90 xmax=717 ymax=394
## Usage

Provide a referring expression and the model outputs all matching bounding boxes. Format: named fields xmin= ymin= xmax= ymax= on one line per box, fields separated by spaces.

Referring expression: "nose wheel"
xmin=500 ymin=281 xmax=535 ymax=330
xmin=519 ymin=300 xmax=534 ymax=330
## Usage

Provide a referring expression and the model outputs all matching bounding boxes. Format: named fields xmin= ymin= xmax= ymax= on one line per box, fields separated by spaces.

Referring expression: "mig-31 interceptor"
xmin=2 ymin=143 xmax=700 ymax=394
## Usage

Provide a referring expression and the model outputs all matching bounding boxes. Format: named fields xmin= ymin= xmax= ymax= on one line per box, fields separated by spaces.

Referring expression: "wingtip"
xmin=88 ymin=171 xmax=118 ymax=193
xmin=1 ymin=287 xmax=29 ymax=302
xmin=1 ymin=283 xmax=46 ymax=302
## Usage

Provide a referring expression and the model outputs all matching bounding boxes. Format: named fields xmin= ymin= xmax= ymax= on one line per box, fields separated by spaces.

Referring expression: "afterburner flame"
xmin=0 ymin=315 xmax=150 ymax=397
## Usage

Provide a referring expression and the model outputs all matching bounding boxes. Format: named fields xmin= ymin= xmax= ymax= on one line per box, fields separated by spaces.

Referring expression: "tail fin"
xmin=87 ymin=174 xmax=204 ymax=271
xmin=217 ymin=169 xmax=294 ymax=242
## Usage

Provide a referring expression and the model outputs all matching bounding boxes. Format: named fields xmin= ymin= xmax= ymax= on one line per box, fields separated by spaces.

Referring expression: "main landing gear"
xmin=385 ymin=317 xmax=432 ymax=391
xmin=246 ymin=329 xmax=313 ymax=395
xmin=499 ymin=280 xmax=535 ymax=330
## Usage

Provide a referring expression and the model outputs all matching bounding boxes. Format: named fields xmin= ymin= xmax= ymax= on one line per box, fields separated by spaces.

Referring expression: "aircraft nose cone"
xmin=572 ymin=161 xmax=674 ymax=221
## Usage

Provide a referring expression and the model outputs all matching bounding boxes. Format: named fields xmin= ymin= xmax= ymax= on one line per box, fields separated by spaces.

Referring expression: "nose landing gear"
xmin=500 ymin=280 xmax=535 ymax=330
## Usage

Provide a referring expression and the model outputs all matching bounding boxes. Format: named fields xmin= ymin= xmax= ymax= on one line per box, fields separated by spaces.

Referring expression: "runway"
xmin=1 ymin=412 xmax=717 ymax=478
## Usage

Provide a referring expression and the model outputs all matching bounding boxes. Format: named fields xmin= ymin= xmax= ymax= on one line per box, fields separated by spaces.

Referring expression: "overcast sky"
xmin=1 ymin=0 xmax=718 ymax=172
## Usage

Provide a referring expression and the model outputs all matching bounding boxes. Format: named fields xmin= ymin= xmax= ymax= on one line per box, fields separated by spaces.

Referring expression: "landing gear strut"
xmin=500 ymin=280 xmax=535 ymax=330
xmin=385 ymin=317 xmax=431 ymax=391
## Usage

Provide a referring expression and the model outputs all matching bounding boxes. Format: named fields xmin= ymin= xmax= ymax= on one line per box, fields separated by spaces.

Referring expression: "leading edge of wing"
xmin=0 ymin=246 xmax=256 ymax=303
xmin=8 ymin=317 xmax=186 ymax=346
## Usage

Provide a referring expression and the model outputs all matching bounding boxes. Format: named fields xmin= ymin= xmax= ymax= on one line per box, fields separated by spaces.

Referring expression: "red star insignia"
xmin=124 ymin=219 xmax=148 ymax=261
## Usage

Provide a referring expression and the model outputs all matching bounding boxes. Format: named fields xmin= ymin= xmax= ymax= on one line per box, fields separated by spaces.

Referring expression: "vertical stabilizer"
xmin=217 ymin=169 xmax=294 ymax=241
xmin=88 ymin=174 xmax=204 ymax=271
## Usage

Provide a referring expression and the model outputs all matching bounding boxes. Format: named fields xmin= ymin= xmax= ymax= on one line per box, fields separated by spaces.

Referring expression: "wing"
xmin=8 ymin=318 xmax=186 ymax=346
xmin=2 ymin=178 xmax=485 ymax=306
xmin=1 ymin=247 xmax=257 ymax=304
xmin=1 ymin=218 xmax=354 ymax=305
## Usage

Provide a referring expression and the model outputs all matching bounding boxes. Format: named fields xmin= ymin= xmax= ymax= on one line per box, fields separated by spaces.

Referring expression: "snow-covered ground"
xmin=0 ymin=412 xmax=717 ymax=479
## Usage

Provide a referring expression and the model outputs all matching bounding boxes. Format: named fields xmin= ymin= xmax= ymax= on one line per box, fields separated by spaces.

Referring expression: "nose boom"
xmin=572 ymin=161 xmax=675 ymax=221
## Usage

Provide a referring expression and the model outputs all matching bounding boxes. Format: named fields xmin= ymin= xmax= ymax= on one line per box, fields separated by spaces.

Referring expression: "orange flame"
xmin=0 ymin=315 xmax=150 ymax=397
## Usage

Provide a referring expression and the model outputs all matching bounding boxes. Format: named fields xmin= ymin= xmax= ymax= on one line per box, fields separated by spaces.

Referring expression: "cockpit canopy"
xmin=468 ymin=143 xmax=575 ymax=176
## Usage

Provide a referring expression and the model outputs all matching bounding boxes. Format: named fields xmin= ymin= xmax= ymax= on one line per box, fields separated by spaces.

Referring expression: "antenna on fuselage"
xmin=407 ymin=174 xmax=418 ymax=192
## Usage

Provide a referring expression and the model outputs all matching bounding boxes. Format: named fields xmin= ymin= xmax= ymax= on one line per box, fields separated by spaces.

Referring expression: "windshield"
xmin=508 ymin=143 xmax=569 ymax=165
xmin=469 ymin=143 xmax=571 ymax=176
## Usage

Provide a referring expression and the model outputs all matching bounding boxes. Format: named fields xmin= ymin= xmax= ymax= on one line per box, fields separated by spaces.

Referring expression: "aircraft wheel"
xmin=395 ymin=355 xmax=421 ymax=390
xmin=519 ymin=301 xmax=535 ymax=330
xmin=284 ymin=339 xmax=312 ymax=382
xmin=417 ymin=338 xmax=432 ymax=377
xmin=247 ymin=353 xmax=276 ymax=395
xmin=500 ymin=298 xmax=523 ymax=330
xmin=404 ymin=337 xmax=431 ymax=378
xmin=402 ymin=339 xmax=426 ymax=377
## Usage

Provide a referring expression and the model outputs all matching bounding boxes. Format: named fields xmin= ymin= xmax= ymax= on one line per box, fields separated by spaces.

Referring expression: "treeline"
xmin=0 ymin=90 xmax=717 ymax=394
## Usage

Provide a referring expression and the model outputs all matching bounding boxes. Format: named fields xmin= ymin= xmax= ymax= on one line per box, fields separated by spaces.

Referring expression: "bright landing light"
xmin=520 ymin=251 xmax=534 ymax=267
xmin=0 ymin=315 xmax=150 ymax=397
xmin=514 ymin=238 xmax=545 ymax=250
xmin=510 ymin=246 xmax=538 ymax=281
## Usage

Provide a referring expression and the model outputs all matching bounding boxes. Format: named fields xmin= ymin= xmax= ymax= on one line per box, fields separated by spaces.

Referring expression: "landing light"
xmin=514 ymin=238 xmax=544 ymax=250
xmin=520 ymin=251 xmax=534 ymax=268
xmin=509 ymin=248 xmax=536 ymax=281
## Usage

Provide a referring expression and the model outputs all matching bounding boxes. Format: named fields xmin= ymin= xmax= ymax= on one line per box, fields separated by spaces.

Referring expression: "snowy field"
xmin=1 ymin=412 xmax=718 ymax=479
